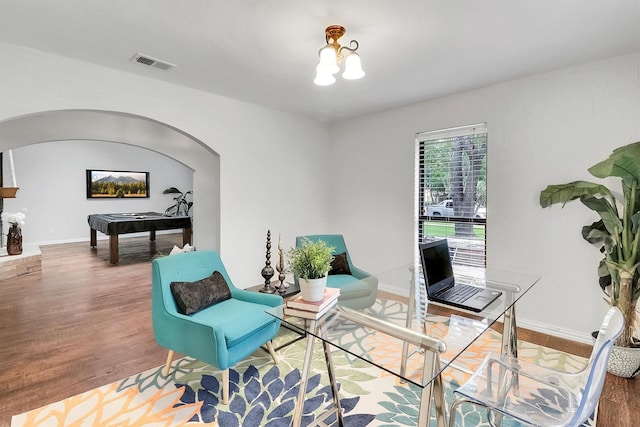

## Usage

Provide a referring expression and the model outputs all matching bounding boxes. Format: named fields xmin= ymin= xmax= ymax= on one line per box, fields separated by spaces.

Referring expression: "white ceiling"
xmin=1 ymin=1 xmax=639 ymax=122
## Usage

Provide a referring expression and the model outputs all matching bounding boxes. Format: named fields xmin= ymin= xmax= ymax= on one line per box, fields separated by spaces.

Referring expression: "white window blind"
xmin=415 ymin=123 xmax=487 ymax=268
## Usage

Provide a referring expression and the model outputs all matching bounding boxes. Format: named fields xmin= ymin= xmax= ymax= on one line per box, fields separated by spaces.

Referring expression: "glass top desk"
xmin=266 ymin=264 xmax=540 ymax=427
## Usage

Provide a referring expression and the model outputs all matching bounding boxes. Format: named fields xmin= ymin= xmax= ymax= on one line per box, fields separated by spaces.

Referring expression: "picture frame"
xmin=86 ymin=169 xmax=150 ymax=199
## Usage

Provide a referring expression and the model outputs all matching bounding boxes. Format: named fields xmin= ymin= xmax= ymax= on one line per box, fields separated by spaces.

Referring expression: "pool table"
xmin=88 ymin=212 xmax=192 ymax=264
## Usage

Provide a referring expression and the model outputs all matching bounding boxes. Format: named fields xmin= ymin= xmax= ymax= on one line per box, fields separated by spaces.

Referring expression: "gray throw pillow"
xmin=170 ymin=271 xmax=232 ymax=315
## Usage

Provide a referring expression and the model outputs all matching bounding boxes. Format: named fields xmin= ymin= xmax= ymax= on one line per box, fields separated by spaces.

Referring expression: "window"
xmin=415 ymin=123 xmax=487 ymax=268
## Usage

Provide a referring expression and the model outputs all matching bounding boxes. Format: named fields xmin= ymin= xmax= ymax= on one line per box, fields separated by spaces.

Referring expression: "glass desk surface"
xmin=266 ymin=264 xmax=540 ymax=388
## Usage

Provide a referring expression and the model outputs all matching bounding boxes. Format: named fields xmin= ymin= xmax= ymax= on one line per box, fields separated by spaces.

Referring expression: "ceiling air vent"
xmin=131 ymin=53 xmax=176 ymax=71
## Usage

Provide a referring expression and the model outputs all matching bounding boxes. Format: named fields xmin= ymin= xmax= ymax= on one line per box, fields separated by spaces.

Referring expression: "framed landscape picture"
xmin=86 ymin=169 xmax=149 ymax=199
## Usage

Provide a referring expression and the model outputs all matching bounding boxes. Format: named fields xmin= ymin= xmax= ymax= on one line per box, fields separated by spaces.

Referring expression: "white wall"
xmin=0 ymin=42 xmax=331 ymax=286
xmin=329 ymin=52 xmax=640 ymax=342
xmin=2 ymin=40 xmax=639 ymax=342
xmin=2 ymin=140 xmax=193 ymax=245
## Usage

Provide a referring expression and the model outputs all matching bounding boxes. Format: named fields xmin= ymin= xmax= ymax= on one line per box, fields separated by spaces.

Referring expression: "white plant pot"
xmin=592 ymin=331 xmax=640 ymax=378
xmin=299 ymin=276 xmax=327 ymax=302
xmin=608 ymin=344 xmax=640 ymax=378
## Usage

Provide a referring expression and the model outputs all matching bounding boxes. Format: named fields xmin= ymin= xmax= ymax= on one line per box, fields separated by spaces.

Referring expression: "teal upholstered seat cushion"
xmin=325 ymin=274 xmax=359 ymax=288
xmin=326 ymin=274 xmax=374 ymax=299
xmin=191 ymin=298 xmax=277 ymax=348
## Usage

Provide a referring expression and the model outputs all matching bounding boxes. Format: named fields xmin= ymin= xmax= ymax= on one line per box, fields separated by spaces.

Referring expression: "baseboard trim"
xmin=34 ymin=230 xmax=183 ymax=247
xmin=516 ymin=318 xmax=592 ymax=345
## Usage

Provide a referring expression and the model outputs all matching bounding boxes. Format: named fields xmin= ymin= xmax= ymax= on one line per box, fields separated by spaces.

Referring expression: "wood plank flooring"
xmin=0 ymin=234 xmax=637 ymax=426
xmin=0 ymin=234 xmax=178 ymax=426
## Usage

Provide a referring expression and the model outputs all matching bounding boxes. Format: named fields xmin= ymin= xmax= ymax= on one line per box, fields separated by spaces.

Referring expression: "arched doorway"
xmin=0 ymin=109 xmax=220 ymax=250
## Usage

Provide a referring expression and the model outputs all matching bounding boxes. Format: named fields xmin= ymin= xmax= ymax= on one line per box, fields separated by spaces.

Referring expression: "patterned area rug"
xmin=12 ymin=299 xmax=591 ymax=426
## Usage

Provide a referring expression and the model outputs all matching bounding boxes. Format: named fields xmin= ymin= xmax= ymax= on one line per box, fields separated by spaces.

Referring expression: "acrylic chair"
xmin=152 ymin=250 xmax=282 ymax=404
xmin=295 ymin=234 xmax=378 ymax=309
xmin=449 ymin=306 xmax=624 ymax=427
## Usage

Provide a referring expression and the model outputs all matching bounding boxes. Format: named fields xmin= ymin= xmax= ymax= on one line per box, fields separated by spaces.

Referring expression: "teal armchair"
xmin=152 ymin=250 xmax=282 ymax=404
xmin=295 ymin=234 xmax=378 ymax=309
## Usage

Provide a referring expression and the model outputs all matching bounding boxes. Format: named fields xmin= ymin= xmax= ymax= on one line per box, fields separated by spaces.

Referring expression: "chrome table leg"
xmin=293 ymin=319 xmax=317 ymax=426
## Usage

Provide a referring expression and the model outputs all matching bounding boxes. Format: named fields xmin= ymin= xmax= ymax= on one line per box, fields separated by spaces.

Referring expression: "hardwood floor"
xmin=0 ymin=235 xmax=637 ymax=426
xmin=0 ymin=234 xmax=177 ymax=426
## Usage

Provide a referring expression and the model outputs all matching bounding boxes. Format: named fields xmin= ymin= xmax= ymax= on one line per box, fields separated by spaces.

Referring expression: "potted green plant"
xmin=163 ymin=187 xmax=193 ymax=216
xmin=540 ymin=141 xmax=640 ymax=377
xmin=288 ymin=238 xmax=334 ymax=302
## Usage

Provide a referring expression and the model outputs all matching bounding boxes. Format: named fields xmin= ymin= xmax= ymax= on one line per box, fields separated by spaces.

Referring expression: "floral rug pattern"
xmin=12 ymin=299 xmax=591 ymax=426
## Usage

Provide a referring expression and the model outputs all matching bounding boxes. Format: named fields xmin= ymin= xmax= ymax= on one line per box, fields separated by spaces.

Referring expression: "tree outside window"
xmin=416 ymin=124 xmax=487 ymax=267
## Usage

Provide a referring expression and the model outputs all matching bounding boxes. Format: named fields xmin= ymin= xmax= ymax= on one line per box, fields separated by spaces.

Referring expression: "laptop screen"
xmin=419 ymin=239 xmax=455 ymax=295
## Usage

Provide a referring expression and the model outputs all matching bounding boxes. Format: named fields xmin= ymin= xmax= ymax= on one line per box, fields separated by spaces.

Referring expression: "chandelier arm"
xmin=339 ymin=40 xmax=360 ymax=54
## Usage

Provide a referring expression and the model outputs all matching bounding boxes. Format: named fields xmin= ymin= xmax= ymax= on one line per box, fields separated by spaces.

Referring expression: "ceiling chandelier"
xmin=314 ymin=25 xmax=365 ymax=86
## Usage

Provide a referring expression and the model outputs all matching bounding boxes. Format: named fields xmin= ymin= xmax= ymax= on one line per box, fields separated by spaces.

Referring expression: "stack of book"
xmin=283 ymin=287 xmax=340 ymax=319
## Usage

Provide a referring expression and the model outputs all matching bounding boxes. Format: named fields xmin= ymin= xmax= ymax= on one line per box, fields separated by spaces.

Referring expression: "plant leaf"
xmin=579 ymin=195 xmax=622 ymax=237
xmin=582 ymin=221 xmax=606 ymax=244
xmin=588 ymin=142 xmax=640 ymax=183
xmin=539 ymin=181 xmax=613 ymax=208
xmin=163 ymin=187 xmax=182 ymax=194
xmin=632 ymin=211 xmax=640 ymax=235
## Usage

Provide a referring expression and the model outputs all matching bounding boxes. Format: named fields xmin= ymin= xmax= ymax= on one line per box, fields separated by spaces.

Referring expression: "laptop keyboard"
xmin=438 ymin=285 xmax=482 ymax=303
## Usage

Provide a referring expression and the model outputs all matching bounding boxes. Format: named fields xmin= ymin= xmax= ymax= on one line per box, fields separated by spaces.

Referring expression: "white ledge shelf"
xmin=0 ymin=245 xmax=42 ymax=280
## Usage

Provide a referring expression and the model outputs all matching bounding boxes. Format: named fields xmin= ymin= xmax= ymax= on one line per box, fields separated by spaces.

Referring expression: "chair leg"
xmin=222 ymin=368 xmax=229 ymax=405
xmin=449 ymin=399 xmax=461 ymax=427
xmin=449 ymin=398 xmax=479 ymax=427
xmin=266 ymin=340 xmax=279 ymax=364
xmin=450 ymin=398 xmax=500 ymax=427
xmin=162 ymin=350 xmax=174 ymax=377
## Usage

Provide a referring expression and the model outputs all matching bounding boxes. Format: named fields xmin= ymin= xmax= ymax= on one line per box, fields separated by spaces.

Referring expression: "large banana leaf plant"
xmin=540 ymin=141 xmax=640 ymax=348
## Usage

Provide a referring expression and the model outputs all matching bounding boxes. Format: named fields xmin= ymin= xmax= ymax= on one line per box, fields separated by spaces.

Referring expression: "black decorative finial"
xmin=259 ymin=230 xmax=275 ymax=293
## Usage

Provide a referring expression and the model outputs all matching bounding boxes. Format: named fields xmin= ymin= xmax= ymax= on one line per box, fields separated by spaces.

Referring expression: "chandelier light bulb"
xmin=314 ymin=69 xmax=336 ymax=86
xmin=342 ymin=51 xmax=365 ymax=80
xmin=317 ymin=45 xmax=339 ymax=75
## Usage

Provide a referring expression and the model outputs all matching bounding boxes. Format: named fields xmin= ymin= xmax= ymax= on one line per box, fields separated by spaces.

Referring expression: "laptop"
xmin=419 ymin=239 xmax=501 ymax=312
